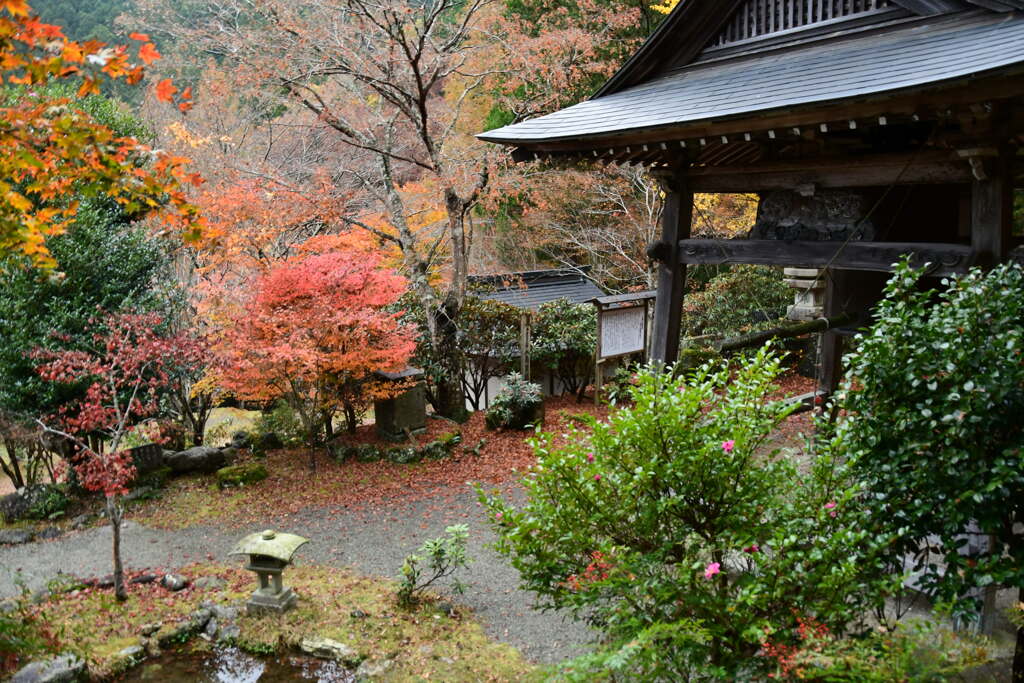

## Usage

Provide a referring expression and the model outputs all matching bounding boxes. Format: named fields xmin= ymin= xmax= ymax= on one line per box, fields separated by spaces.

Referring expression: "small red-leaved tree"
xmin=214 ymin=238 xmax=415 ymax=461
xmin=34 ymin=311 xmax=187 ymax=600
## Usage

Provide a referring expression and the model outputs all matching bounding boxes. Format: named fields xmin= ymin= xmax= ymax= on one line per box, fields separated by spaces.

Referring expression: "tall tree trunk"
xmin=107 ymin=495 xmax=127 ymax=601
xmin=432 ymin=297 xmax=467 ymax=422
xmin=343 ymin=404 xmax=357 ymax=434
xmin=0 ymin=435 xmax=25 ymax=489
xmin=1014 ymin=585 xmax=1024 ymax=682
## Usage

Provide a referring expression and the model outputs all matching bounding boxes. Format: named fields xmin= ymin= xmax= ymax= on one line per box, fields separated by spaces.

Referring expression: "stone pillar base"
xmin=246 ymin=587 xmax=298 ymax=615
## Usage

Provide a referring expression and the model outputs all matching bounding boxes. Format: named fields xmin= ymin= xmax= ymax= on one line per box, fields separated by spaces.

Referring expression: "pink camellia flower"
xmin=824 ymin=501 xmax=837 ymax=517
xmin=721 ymin=440 xmax=735 ymax=453
xmin=704 ymin=562 xmax=721 ymax=579
xmin=495 ymin=512 xmax=503 ymax=520
xmin=594 ymin=474 xmax=602 ymax=482
xmin=743 ymin=544 xmax=759 ymax=554
xmin=586 ymin=453 xmax=595 ymax=463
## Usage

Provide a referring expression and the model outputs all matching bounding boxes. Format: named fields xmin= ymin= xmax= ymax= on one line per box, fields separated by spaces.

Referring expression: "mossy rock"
xmin=355 ymin=444 xmax=383 ymax=462
xmin=215 ymin=463 xmax=268 ymax=489
xmin=385 ymin=447 xmax=421 ymax=465
xmin=134 ymin=467 xmax=171 ymax=491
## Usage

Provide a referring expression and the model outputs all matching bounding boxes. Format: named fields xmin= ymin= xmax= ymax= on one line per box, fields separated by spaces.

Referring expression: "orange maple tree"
xmin=0 ymin=2 xmax=199 ymax=267
xmin=214 ymin=238 xmax=415 ymax=454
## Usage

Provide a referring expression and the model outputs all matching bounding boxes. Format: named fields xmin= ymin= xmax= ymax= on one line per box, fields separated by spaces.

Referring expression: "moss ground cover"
xmin=12 ymin=563 xmax=532 ymax=680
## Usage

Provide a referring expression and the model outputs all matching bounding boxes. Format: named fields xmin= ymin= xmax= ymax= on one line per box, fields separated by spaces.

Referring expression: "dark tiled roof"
xmin=469 ymin=269 xmax=605 ymax=310
xmin=478 ymin=11 xmax=1024 ymax=145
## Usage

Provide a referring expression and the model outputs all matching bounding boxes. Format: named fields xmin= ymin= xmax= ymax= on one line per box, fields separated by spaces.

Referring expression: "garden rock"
xmin=161 ymin=573 xmax=187 ymax=591
xmin=164 ymin=446 xmax=226 ymax=474
xmin=210 ymin=603 xmax=240 ymax=622
xmin=252 ymin=432 xmax=283 ymax=455
xmin=130 ymin=573 xmax=157 ymax=585
xmin=189 ymin=608 xmax=212 ymax=630
xmin=139 ymin=622 xmax=162 ymax=637
xmin=355 ymin=658 xmax=394 ymax=679
xmin=0 ymin=598 xmax=17 ymax=614
xmin=230 ymin=431 xmax=251 ymax=449
xmin=218 ymin=624 xmax=240 ymax=642
xmin=193 ymin=576 xmax=227 ymax=590
xmin=11 ymin=653 xmax=85 ymax=682
xmin=0 ymin=528 xmax=34 ymax=545
xmin=203 ymin=617 xmax=218 ymax=638
xmin=69 ymin=514 xmax=91 ymax=530
xmin=37 ymin=526 xmax=61 ymax=540
xmin=116 ymin=645 xmax=145 ymax=664
xmin=215 ymin=463 xmax=268 ymax=489
xmin=0 ymin=490 xmax=27 ymax=523
xmin=123 ymin=486 xmax=155 ymax=503
xmin=299 ymin=635 xmax=362 ymax=665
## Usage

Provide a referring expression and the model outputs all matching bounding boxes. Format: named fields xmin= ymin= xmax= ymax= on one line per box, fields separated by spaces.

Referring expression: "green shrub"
xmin=253 ymin=401 xmax=305 ymax=449
xmin=685 ymin=264 xmax=791 ymax=337
xmin=397 ymin=524 xmax=470 ymax=607
xmin=485 ymin=373 xmax=543 ymax=430
xmin=532 ymin=299 xmax=596 ymax=398
xmin=838 ymin=259 xmax=1024 ymax=617
xmin=25 ymin=484 xmax=69 ymax=521
xmin=480 ymin=349 xmax=895 ymax=678
xmin=215 ymin=463 xmax=268 ymax=489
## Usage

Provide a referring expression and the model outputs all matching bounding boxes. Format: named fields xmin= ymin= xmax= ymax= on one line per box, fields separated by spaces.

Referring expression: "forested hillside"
xmin=29 ymin=0 xmax=130 ymax=42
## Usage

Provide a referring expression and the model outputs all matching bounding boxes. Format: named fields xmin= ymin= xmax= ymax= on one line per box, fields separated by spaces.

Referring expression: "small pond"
xmin=119 ymin=646 xmax=354 ymax=682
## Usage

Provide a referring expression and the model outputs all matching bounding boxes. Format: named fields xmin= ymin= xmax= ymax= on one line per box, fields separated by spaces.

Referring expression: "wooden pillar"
xmin=970 ymin=147 xmax=1013 ymax=268
xmin=649 ymin=172 xmax=693 ymax=364
xmin=519 ymin=313 xmax=531 ymax=378
xmin=819 ymin=268 xmax=845 ymax=399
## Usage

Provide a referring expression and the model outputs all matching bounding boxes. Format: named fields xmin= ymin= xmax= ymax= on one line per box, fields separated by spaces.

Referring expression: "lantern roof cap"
xmin=230 ymin=529 xmax=308 ymax=562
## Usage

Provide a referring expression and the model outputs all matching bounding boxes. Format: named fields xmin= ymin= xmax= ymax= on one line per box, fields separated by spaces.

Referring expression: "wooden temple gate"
xmin=479 ymin=0 xmax=1023 ymax=395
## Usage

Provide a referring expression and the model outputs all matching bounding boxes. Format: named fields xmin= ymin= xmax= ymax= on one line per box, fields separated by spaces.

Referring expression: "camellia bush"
xmin=480 ymin=348 xmax=896 ymax=679
xmin=836 ymin=259 xmax=1024 ymax=674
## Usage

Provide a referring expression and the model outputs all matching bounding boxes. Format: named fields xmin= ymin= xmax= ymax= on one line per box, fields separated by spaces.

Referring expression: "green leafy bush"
xmin=480 ymin=349 xmax=895 ymax=678
xmin=397 ymin=524 xmax=470 ymax=607
xmin=838 ymin=258 xmax=1024 ymax=618
xmin=532 ymin=299 xmax=596 ymax=399
xmin=685 ymin=265 xmax=791 ymax=336
xmin=485 ymin=373 xmax=543 ymax=430
xmin=253 ymin=401 xmax=306 ymax=449
xmin=25 ymin=484 xmax=69 ymax=521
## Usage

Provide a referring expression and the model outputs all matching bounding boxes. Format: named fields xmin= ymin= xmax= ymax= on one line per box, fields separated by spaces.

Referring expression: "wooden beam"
xmin=650 ymin=172 xmax=693 ymax=363
xmin=685 ymin=152 xmax=971 ymax=192
xmin=970 ymin=146 xmax=1013 ymax=267
xmin=677 ymin=239 xmax=976 ymax=275
xmin=509 ymin=74 xmax=1024 ymax=155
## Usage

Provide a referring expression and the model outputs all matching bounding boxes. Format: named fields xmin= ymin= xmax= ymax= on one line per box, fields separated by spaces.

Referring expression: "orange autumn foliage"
xmin=214 ymin=246 xmax=415 ymax=442
xmin=0 ymin=2 xmax=199 ymax=268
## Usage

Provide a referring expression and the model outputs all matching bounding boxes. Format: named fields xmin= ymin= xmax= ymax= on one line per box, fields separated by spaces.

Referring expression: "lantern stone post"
xmin=229 ymin=529 xmax=309 ymax=615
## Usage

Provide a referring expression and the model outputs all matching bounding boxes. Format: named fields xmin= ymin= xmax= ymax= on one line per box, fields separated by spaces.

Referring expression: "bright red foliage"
xmin=214 ymin=242 xmax=415 ymax=443
xmin=33 ymin=311 xmax=192 ymax=497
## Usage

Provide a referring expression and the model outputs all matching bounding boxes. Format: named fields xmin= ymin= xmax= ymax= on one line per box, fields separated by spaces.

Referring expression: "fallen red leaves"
xmin=137 ymin=395 xmax=611 ymax=529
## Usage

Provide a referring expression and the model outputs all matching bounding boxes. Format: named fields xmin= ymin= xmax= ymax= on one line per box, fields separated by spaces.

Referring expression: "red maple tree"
xmin=34 ymin=311 xmax=193 ymax=600
xmin=214 ymin=238 xmax=416 ymax=457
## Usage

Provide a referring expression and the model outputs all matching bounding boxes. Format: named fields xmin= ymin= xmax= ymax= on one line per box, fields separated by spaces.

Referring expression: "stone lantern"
xmin=229 ymin=529 xmax=308 ymax=615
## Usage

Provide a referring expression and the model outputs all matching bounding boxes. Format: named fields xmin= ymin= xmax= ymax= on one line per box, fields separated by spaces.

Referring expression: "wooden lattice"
xmin=709 ymin=0 xmax=894 ymax=47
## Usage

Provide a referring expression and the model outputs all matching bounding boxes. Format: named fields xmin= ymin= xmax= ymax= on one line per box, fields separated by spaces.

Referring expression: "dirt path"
xmin=0 ymin=486 xmax=591 ymax=666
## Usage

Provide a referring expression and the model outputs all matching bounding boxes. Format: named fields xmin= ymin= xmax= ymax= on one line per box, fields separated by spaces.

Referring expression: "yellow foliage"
xmin=650 ymin=0 xmax=679 ymax=13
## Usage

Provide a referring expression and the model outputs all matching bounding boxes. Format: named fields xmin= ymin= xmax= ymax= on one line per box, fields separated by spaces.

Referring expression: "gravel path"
xmin=0 ymin=486 xmax=592 ymax=665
